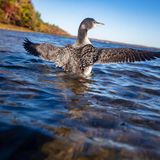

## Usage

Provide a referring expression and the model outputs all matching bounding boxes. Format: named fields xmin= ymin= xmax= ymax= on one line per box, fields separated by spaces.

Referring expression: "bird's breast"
xmin=83 ymin=66 xmax=92 ymax=76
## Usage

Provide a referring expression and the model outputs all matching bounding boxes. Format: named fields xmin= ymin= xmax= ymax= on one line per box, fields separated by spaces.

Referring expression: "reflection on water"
xmin=0 ymin=29 xmax=160 ymax=160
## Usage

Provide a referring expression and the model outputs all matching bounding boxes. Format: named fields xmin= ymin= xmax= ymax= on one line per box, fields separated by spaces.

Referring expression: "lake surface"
xmin=0 ymin=29 xmax=160 ymax=160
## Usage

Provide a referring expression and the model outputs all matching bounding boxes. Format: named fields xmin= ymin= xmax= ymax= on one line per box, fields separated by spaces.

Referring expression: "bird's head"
xmin=80 ymin=18 xmax=104 ymax=31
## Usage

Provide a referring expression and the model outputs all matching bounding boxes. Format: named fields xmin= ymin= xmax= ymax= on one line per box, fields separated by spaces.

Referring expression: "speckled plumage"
xmin=23 ymin=38 xmax=160 ymax=76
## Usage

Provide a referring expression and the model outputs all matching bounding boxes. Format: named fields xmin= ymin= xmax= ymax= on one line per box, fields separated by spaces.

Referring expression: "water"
xmin=0 ymin=29 xmax=160 ymax=160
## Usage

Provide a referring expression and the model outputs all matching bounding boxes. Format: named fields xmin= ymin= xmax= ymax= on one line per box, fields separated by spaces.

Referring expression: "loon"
xmin=23 ymin=40 xmax=160 ymax=76
xmin=23 ymin=18 xmax=160 ymax=77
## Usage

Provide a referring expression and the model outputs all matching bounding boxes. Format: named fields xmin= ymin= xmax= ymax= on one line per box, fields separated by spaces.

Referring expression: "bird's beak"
xmin=96 ymin=21 xmax=105 ymax=25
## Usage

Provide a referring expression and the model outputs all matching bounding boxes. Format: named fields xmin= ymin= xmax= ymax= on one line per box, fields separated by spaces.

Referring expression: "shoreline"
xmin=0 ymin=23 xmax=70 ymax=37
xmin=0 ymin=23 xmax=34 ymax=33
xmin=91 ymin=38 xmax=160 ymax=50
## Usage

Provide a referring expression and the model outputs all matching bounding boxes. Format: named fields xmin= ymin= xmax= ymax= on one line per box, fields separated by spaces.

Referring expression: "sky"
xmin=32 ymin=0 xmax=160 ymax=48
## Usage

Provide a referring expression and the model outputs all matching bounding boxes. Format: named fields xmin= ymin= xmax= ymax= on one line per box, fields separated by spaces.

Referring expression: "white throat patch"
xmin=83 ymin=36 xmax=91 ymax=45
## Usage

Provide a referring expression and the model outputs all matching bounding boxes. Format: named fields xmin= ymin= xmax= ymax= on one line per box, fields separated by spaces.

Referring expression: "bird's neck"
xmin=75 ymin=27 xmax=91 ymax=47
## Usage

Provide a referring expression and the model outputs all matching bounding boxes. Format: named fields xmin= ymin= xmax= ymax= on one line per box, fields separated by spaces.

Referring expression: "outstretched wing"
xmin=23 ymin=38 xmax=74 ymax=70
xmin=23 ymin=38 xmax=61 ymax=60
xmin=96 ymin=48 xmax=160 ymax=64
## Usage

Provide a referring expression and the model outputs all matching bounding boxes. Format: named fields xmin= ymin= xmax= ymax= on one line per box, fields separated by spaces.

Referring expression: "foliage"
xmin=0 ymin=0 xmax=69 ymax=36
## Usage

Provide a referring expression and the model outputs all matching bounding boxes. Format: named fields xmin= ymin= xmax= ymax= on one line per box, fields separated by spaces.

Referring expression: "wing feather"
xmin=96 ymin=48 xmax=160 ymax=64
xmin=23 ymin=38 xmax=62 ymax=60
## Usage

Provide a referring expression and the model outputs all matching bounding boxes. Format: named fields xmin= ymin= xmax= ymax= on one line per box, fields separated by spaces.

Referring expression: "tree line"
xmin=0 ymin=0 xmax=69 ymax=36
